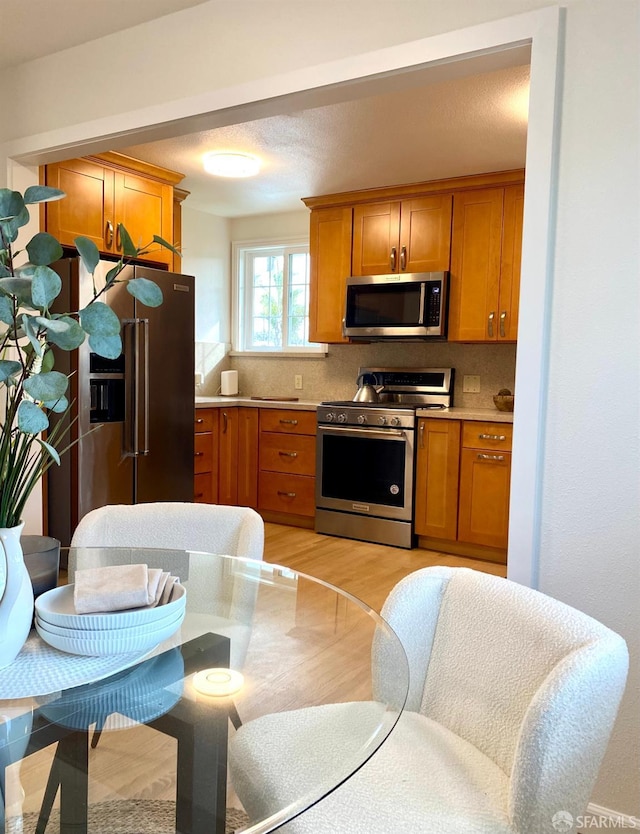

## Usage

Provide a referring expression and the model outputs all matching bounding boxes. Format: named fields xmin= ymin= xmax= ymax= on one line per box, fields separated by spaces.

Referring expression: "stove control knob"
xmin=378 ymin=415 xmax=387 ymax=426
xmin=357 ymin=414 xmax=367 ymax=425
xmin=325 ymin=412 xmax=335 ymax=422
xmin=390 ymin=416 xmax=401 ymax=427
xmin=337 ymin=412 xmax=347 ymax=423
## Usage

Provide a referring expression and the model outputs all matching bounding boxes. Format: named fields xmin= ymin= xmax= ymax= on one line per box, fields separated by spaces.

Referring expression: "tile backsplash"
xmin=198 ymin=341 xmax=516 ymax=410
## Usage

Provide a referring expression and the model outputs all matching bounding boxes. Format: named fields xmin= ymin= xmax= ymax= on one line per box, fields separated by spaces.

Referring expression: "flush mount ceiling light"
xmin=203 ymin=151 xmax=260 ymax=178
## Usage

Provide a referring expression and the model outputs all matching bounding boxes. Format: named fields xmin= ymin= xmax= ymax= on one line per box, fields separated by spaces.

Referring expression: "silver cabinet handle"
xmin=419 ymin=421 xmax=425 ymax=450
xmin=279 ymin=451 xmax=298 ymax=458
xmin=195 ymin=417 xmax=204 ymax=424
xmin=500 ymin=311 xmax=507 ymax=338
xmin=478 ymin=453 xmax=505 ymax=461
xmin=479 ymin=433 xmax=506 ymax=441
xmin=400 ymin=245 xmax=407 ymax=271
xmin=222 ymin=411 xmax=228 ymax=433
xmin=194 ymin=451 xmax=204 ymax=457
xmin=390 ymin=247 xmax=397 ymax=271
xmin=277 ymin=491 xmax=296 ymax=498
xmin=116 ymin=223 xmax=122 ymax=252
xmin=105 ymin=220 xmax=114 ymax=247
xmin=279 ymin=419 xmax=298 ymax=426
xmin=488 ymin=311 xmax=495 ymax=338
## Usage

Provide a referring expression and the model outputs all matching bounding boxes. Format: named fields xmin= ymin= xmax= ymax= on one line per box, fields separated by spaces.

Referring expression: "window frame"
xmin=231 ymin=236 xmax=327 ymax=356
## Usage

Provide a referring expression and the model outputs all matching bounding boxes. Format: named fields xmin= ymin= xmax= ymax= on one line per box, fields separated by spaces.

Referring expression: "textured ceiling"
xmin=122 ymin=62 xmax=530 ymax=217
xmin=0 ymin=0 xmax=209 ymax=70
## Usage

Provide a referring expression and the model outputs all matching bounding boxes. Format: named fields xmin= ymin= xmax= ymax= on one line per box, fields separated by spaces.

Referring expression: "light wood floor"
xmin=262 ymin=522 xmax=506 ymax=613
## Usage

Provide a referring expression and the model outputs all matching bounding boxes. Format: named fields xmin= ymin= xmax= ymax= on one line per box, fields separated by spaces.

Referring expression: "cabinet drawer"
xmin=260 ymin=409 xmax=316 ymax=436
xmin=258 ymin=472 xmax=316 ymax=517
xmin=194 ymin=472 xmax=213 ymax=503
xmin=194 ymin=432 xmax=213 ymax=474
xmin=259 ymin=433 xmax=316 ymax=476
xmin=462 ymin=421 xmax=513 ymax=452
xmin=194 ymin=410 xmax=216 ymax=433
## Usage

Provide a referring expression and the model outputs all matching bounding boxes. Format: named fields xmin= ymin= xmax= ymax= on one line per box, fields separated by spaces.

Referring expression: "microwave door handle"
xmin=417 ymin=283 xmax=426 ymax=325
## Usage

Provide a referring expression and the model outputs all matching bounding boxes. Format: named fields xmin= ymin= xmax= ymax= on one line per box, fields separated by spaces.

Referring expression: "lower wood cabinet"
xmin=194 ymin=406 xmax=315 ymax=524
xmin=414 ymin=418 xmax=512 ymax=562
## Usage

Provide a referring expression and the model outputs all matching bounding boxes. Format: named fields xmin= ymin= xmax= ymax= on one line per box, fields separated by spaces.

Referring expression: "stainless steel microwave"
xmin=343 ymin=272 xmax=448 ymax=340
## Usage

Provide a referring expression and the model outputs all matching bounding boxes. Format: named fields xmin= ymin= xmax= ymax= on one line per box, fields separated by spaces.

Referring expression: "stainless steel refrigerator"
xmin=47 ymin=259 xmax=195 ymax=547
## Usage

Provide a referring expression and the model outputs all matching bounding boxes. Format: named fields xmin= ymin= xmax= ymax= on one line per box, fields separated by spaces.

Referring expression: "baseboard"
xmin=580 ymin=802 xmax=640 ymax=830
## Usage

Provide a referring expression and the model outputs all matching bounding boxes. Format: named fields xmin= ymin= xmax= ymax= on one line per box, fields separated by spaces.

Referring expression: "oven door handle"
xmin=319 ymin=426 xmax=405 ymax=438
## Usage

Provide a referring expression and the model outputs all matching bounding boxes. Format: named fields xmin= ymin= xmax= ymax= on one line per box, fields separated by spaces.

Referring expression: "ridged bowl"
xmin=493 ymin=394 xmax=515 ymax=412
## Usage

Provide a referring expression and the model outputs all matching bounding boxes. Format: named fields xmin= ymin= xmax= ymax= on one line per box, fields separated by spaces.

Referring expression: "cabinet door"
xmin=218 ymin=407 xmax=239 ymax=505
xmin=114 ymin=171 xmax=173 ymax=266
xmin=448 ymin=188 xmax=504 ymax=341
xmin=237 ymin=408 xmax=259 ymax=508
xmin=352 ymin=201 xmax=401 ymax=275
xmin=308 ymin=207 xmax=352 ymax=343
xmin=399 ymin=194 xmax=452 ymax=273
xmin=497 ymin=184 xmax=524 ymax=342
xmin=458 ymin=448 xmax=511 ymax=548
xmin=194 ymin=409 xmax=219 ymax=503
xmin=414 ymin=419 xmax=460 ymax=540
xmin=45 ymin=159 xmax=115 ymax=252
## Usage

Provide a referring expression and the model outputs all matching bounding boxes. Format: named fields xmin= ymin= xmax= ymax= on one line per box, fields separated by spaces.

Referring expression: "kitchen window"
xmin=232 ymin=238 xmax=324 ymax=354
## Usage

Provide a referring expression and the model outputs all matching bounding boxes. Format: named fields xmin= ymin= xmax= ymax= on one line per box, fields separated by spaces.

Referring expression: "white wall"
xmin=2 ymin=0 xmax=638 ymax=817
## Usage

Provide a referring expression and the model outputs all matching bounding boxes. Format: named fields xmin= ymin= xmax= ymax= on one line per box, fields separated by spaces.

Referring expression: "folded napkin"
xmin=73 ymin=564 xmax=180 ymax=614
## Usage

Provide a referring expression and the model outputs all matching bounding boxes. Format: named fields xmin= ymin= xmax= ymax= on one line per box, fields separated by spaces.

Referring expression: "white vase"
xmin=0 ymin=523 xmax=34 ymax=670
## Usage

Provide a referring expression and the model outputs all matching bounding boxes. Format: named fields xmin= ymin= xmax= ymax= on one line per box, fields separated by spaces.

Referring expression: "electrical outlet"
xmin=294 ymin=374 xmax=303 ymax=390
xmin=463 ymin=374 xmax=481 ymax=393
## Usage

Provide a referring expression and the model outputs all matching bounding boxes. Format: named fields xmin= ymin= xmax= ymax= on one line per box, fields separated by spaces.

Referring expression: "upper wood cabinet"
xmin=352 ymin=195 xmax=452 ymax=276
xmin=43 ymin=153 xmax=185 ymax=268
xmin=448 ymin=183 xmax=524 ymax=342
xmin=304 ymin=170 xmax=524 ymax=346
xmin=308 ymin=206 xmax=352 ymax=344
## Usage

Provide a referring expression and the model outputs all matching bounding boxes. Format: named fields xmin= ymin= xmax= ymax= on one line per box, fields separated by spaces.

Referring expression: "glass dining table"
xmin=0 ymin=547 xmax=409 ymax=834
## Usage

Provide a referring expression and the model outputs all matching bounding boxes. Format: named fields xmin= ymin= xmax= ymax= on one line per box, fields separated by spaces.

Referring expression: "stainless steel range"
xmin=315 ymin=368 xmax=454 ymax=549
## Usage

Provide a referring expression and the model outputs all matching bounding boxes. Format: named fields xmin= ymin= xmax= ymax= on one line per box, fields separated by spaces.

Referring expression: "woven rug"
xmin=17 ymin=799 xmax=250 ymax=834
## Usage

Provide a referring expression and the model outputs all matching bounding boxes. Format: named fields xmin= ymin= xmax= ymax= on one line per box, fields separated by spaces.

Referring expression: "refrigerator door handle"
xmin=140 ymin=318 xmax=150 ymax=455
xmin=123 ymin=319 xmax=137 ymax=457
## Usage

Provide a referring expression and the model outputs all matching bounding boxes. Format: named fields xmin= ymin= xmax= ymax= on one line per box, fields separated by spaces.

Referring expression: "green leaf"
xmin=42 ymin=395 xmax=69 ymax=414
xmin=0 ymin=277 xmax=33 ymax=305
xmin=0 ymin=265 xmax=10 ymax=278
xmin=24 ymin=370 xmax=68 ymax=401
xmin=127 ymin=277 xmax=163 ymax=307
xmin=23 ymin=186 xmax=66 ymax=205
xmin=75 ymin=236 xmax=100 ymax=274
xmin=32 ymin=265 xmax=62 ymax=308
xmin=88 ymin=332 xmax=122 ymax=359
xmin=17 ymin=400 xmax=49 ymax=434
xmin=117 ymin=224 xmax=138 ymax=257
xmin=42 ymin=349 xmax=55 ymax=372
xmin=80 ymin=301 xmax=120 ymax=336
xmin=26 ymin=232 xmax=63 ymax=266
xmin=105 ymin=264 xmax=123 ymax=286
xmin=22 ymin=313 xmax=42 ymax=356
xmin=0 ymin=190 xmax=25 ymax=221
xmin=0 ymin=359 xmax=22 ymax=382
xmin=37 ymin=438 xmax=61 ymax=465
xmin=0 ymin=206 xmax=30 ymax=244
xmin=42 ymin=315 xmax=85 ymax=350
xmin=153 ymin=235 xmax=182 ymax=258
xmin=0 ymin=294 xmax=13 ymax=324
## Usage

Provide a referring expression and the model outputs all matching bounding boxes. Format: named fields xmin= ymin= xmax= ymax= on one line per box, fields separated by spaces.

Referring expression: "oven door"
xmin=316 ymin=425 xmax=414 ymax=521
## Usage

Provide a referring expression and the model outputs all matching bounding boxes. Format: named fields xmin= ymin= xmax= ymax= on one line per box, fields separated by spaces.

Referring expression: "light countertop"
xmin=196 ymin=397 xmax=513 ymax=422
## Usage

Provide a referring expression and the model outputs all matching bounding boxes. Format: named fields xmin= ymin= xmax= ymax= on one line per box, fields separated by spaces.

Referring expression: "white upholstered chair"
xmin=229 ymin=566 xmax=629 ymax=834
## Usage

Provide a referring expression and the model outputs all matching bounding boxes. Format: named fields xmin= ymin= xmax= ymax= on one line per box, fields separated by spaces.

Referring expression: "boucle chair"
xmin=229 ymin=566 xmax=628 ymax=834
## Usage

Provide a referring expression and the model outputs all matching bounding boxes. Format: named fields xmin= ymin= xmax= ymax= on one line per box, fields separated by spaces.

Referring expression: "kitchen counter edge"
xmin=196 ymin=398 xmax=513 ymax=422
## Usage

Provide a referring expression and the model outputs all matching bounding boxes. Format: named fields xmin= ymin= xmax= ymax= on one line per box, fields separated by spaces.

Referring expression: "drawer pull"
xmin=277 ymin=490 xmax=297 ymax=498
xmin=195 ymin=418 xmax=204 ymax=424
xmin=479 ymin=433 xmax=506 ymax=441
xmin=105 ymin=220 xmax=114 ymax=247
xmin=194 ymin=451 xmax=204 ymax=457
xmin=279 ymin=419 xmax=298 ymax=426
xmin=279 ymin=451 xmax=298 ymax=458
xmin=488 ymin=311 xmax=495 ymax=338
xmin=499 ymin=311 xmax=507 ymax=338
xmin=478 ymin=453 xmax=505 ymax=462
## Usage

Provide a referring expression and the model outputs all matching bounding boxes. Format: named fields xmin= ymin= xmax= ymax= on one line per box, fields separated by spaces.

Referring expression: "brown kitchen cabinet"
xmin=218 ymin=407 xmax=240 ymax=505
xmin=194 ymin=409 xmax=219 ymax=503
xmin=414 ymin=418 xmax=461 ymax=540
xmin=352 ymin=194 xmax=452 ymax=276
xmin=308 ymin=206 xmax=352 ymax=343
xmin=43 ymin=152 xmax=184 ymax=267
xmin=258 ymin=409 xmax=316 ymax=522
xmin=448 ymin=183 xmax=524 ymax=342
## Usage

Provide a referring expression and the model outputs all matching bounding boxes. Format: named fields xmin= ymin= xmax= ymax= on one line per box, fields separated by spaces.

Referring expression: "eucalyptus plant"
xmin=0 ymin=185 xmax=179 ymax=528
